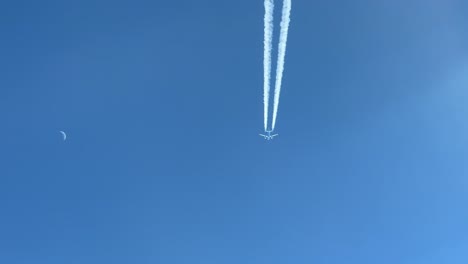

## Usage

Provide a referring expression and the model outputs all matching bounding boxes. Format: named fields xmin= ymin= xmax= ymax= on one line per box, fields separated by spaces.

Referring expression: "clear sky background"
xmin=1 ymin=0 xmax=468 ymax=263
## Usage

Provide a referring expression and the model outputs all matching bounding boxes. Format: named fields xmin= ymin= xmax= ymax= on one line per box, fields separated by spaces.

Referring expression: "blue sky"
xmin=1 ymin=0 xmax=468 ymax=263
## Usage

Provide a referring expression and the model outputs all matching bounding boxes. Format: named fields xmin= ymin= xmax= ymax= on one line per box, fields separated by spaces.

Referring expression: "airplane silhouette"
xmin=259 ymin=130 xmax=278 ymax=140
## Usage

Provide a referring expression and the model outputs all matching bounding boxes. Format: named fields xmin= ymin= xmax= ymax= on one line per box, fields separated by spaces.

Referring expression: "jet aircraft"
xmin=259 ymin=130 xmax=278 ymax=140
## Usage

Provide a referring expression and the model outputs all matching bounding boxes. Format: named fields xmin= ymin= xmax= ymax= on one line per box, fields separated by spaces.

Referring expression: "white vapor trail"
xmin=263 ymin=0 xmax=274 ymax=131
xmin=271 ymin=0 xmax=291 ymax=130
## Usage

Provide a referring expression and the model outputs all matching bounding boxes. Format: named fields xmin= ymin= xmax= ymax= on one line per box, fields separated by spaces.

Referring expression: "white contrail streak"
xmin=263 ymin=0 xmax=274 ymax=131
xmin=271 ymin=0 xmax=291 ymax=130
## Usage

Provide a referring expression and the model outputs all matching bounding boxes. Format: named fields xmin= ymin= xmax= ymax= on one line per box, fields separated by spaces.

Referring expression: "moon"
xmin=59 ymin=131 xmax=67 ymax=141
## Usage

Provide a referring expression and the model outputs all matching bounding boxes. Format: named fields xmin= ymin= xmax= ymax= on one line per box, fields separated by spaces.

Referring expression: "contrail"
xmin=263 ymin=0 xmax=274 ymax=131
xmin=271 ymin=0 xmax=291 ymax=130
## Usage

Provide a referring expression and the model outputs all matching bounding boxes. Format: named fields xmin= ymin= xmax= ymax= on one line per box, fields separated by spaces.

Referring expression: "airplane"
xmin=259 ymin=130 xmax=278 ymax=140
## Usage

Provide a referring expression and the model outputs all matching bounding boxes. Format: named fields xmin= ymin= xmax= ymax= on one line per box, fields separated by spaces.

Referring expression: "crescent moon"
xmin=59 ymin=131 xmax=67 ymax=141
